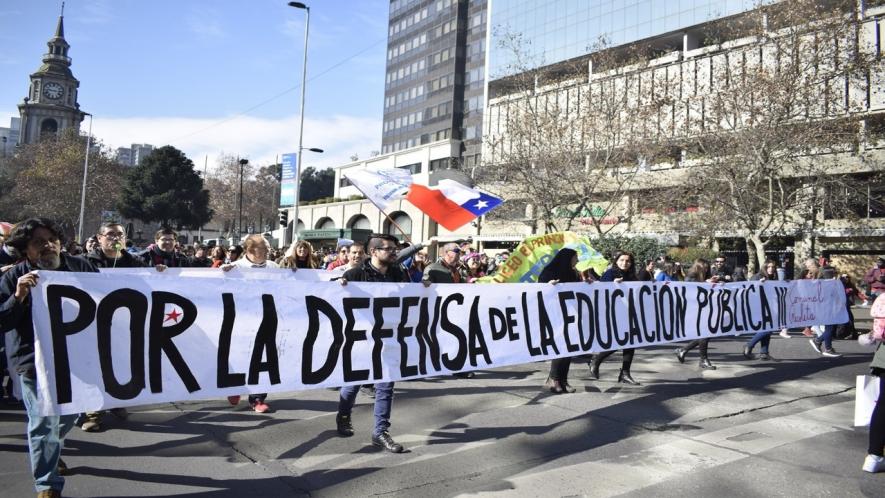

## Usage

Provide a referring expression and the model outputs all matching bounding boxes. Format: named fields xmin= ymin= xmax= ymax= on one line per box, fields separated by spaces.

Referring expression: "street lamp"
xmin=238 ymin=158 xmax=248 ymax=240
xmin=77 ymin=112 xmax=93 ymax=243
xmin=287 ymin=1 xmax=317 ymax=243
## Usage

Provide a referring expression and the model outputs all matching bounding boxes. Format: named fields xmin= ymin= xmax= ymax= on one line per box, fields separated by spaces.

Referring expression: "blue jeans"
xmin=338 ymin=382 xmax=394 ymax=437
xmin=819 ymin=325 xmax=835 ymax=350
xmin=20 ymin=373 xmax=78 ymax=492
xmin=746 ymin=331 xmax=771 ymax=353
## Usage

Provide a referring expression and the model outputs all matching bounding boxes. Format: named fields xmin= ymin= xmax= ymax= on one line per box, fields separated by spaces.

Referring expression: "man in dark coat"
xmin=0 ymin=218 xmax=98 ymax=497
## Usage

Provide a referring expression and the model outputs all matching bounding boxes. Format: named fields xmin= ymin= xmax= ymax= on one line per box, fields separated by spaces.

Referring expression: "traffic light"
xmin=279 ymin=210 xmax=288 ymax=227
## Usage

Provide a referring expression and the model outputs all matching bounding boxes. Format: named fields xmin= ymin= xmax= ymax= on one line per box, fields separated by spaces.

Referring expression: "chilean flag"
xmin=406 ymin=179 xmax=503 ymax=231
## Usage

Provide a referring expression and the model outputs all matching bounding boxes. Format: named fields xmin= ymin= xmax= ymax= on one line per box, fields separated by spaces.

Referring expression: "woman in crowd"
xmin=541 ymin=248 xmax=581 ymax=394
xmin=743 ymin=259 xmax=779 ymax=360
xmin=407 ymin=251 xmax=429 ymax=283
xmin=863 ymin=295 xmax=885 ymax=473
xmin=674 ymin=258 xmax=718 ymax=369
xmin=210 ymin=246 xmax=227 ymax=268
xmin=465 ymin=253 xmax=486 ymax=282
xmin=227 ymin=245 xmax=243 ymax=263
xmin=280 ymin=240 xmax=318 ymax=269
xmin=589 ymin=251 xmax=640 ymax=385
xmin=655 ymin=260 xmax=684 ymax=282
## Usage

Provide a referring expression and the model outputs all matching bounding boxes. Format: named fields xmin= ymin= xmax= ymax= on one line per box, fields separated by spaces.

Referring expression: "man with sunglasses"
xmin=335 ymin=234 xmax=411 ymax=453
xmin=327 ymin=242 xmax=352 ymax=271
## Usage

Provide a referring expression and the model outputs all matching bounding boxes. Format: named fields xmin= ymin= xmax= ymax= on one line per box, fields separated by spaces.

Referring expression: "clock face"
xmin=43 ymin=82 xmax=64 ymax=100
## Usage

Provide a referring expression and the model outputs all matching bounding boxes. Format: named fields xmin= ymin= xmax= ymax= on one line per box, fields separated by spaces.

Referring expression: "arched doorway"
xmin=383 ymin=211 xmax=412 ymax=240
xmin=40 ymin=118 xmax=58 ymax=140
xmin=347 ymin=214 xmax=372 ymax=230
xmin=315 ymin=217 xmax=336 ymax=230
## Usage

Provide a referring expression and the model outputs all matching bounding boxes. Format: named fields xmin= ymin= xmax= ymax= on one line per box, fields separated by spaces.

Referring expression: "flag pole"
xmin=377 ymin=205 xmax=412 ymax=244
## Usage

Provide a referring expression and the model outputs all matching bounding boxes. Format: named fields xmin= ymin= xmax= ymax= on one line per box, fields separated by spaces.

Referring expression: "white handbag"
xmin=855 ymin=375 xmax=881 ymax=427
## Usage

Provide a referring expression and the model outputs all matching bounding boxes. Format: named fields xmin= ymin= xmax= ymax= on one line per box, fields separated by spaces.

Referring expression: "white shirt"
xmin=230 ymin=255 xmax=280 ymax=269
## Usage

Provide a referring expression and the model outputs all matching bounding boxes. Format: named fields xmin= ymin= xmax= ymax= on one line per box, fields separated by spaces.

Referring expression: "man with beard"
xmin=336 ymin=234 xmax=413 ymax=453
xmin=0 ymin=218 xmax=98 ymax=498
xmin=140 ymin=228 xmax=191 ymax=269
xmin=190 ymin=244 xmax=212 ymax=268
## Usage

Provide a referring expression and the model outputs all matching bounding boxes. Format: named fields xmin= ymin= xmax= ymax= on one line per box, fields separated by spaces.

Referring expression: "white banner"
xmin=99 ymin=267 xmax=338 ymax=281
xmin=30 ymin=272 xmax=848 ymax=415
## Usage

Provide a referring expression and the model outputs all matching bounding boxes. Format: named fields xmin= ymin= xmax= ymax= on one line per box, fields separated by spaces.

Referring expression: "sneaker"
xmin=359 ymin=385 xmax=376 ymax=398
xmin=674 ymin=348 xmax=686 ymax=364
xmin=371 ymin=431 xmax=404 ymax=453
xmin=336 ymin=414 xmax=354 ymax=437
xmin=863 ymin=454 xmax=885 ymax=473
xmin=699 ymin=358 xmax=717 ymax=370
xmin=802 ymin=327 xmax=814 ymax=337
xmin=779 ymin=329 xmax=791 ymax=339
xmin=809 ymin=338 xmax=822 ymax=354
xmin=822 ymin=348 xmax=841 ymax=358
xmin=758 ymin=352 xmax=772 ymax=361
xmin=249 ymin=400 xmax=270 ymax=413
xmin=81 ymin=412 xmax=101 ymax=432
xmin=742 ymin=345 xmax=754 ymax=360
xmin=109 ymin=407 xmax=129 ymax=420
xmin=227 ymin=395 xmax=241 ymax=405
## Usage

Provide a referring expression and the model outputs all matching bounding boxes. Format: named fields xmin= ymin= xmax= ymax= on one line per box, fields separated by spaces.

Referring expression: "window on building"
xmin=398 ymin=162 xmax=422 ymax=174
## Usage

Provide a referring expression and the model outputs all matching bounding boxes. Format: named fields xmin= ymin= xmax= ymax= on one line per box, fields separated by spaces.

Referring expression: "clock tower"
xmin=18 ymin=7 xmax=85 ymax=145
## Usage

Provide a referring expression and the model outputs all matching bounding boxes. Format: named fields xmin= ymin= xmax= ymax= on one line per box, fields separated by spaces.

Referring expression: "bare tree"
xmin=481 ymin=32 xmax=671 ymax=234
xmin=205 ymin=154 xmax=280 ymax=236
xmin=670 ymin=0 xmax=883 ymax=271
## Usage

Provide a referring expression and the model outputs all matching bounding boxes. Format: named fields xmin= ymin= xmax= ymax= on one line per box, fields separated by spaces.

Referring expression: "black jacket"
xmin=0 ymin=254 xmax=98 ymax=375
xmin=140 ymin=247 xmax=191 ymax=268
xmin=86 ymin=248 xmax=146 ymax=268
xmin=342 ymin=259 xmax=410 ymax=283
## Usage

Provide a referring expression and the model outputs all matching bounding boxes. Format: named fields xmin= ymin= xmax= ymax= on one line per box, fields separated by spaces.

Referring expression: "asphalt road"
xmin=0 ymin=306 xmax=881 ymax=497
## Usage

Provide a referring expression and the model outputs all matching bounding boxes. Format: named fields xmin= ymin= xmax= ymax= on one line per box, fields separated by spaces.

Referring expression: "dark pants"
xmin=338 ymin=382 xmax=394 ymax=437
xmin=594 ymin=348 xmax=635 ymax=372
xmin=871 ymin=376 xmax=885 ymax=456
xmin=682 ymin=339 xmax=709 ymax=359
xmin=549 ymin=358 xmax=571 ymax=382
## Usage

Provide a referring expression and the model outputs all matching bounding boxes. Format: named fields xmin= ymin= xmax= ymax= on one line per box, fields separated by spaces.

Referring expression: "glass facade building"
xmin=489 ymin=0 xmax=756 ymax=78
xmin=382 ymin=0 xmax=487 ymax=166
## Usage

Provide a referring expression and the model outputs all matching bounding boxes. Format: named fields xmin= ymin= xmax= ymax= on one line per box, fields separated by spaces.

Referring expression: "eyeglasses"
xmin=374 ymin=246 xmax=397 ymax=252
xmin=449 ymin=248 xmax=461 ymax=254
xmin=101 ymin=232 xmax=125 ymax=238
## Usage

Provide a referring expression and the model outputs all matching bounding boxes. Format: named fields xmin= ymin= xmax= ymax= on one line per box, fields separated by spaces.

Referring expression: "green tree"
xmin=0 ymin=129 xmax=124 ymax=239
xmin=299 ymin=166 xmax=335 ymax=202
xmin=118 ymin=146 xmax=213 ymax=229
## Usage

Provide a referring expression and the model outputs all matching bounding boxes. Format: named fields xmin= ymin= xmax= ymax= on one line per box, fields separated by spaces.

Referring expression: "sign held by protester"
xmin=31 ymin=271 xmax=847 ymax=415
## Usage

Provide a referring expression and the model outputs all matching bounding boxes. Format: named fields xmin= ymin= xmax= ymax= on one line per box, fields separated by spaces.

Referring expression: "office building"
xmin=0 ymin=117 xmax=21 ymax=157
xmin=115 ymin=143 xmax=155 ymax=167
xmin=382 ymin=0 xmax=487 ymax=167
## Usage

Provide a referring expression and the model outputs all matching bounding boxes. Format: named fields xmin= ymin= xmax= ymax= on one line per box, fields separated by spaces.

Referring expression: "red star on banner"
xmin=164 ymin=308 xmax=182 ymax=324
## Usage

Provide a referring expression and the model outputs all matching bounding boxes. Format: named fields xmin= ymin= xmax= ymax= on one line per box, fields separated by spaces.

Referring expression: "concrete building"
xmin=0 ymin=117 xmax=21 ymax=158
xmin=382 ymin=0 xmax=487 ymax=167
xmin=482 ymin=1 xmax=885 ymax=274
xmin=114 ymin=143 xmax=155 ymax=167
xmin=17 ymin=12 xmax=85 ymax=145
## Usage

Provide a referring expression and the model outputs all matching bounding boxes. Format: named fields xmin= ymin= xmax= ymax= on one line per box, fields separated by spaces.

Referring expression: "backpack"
xmin=871 ymin=294 xmax=885 ymax=341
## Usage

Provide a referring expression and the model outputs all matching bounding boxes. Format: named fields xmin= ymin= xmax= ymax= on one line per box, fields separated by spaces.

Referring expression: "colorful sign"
xmin=479 ymin=231 xmax=610 ymax=283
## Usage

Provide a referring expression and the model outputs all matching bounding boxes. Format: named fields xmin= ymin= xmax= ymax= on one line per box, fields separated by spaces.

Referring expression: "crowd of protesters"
xmin=0 ymin=217 xmax=883 ymax=497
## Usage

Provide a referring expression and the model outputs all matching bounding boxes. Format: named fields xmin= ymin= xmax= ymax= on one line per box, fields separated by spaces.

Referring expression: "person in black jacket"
xmin=82 ymin=223 xmax=144 ymax=431
xmin=0 ymin=218 xmax=98 ymax=497
xmin=590 ymin=251 xmax=641 ymax=385
xmin=140 ymin=228 xmax=191 ymax=269
xmin=335 ymin=234 xmax=413 ymax=453
xmin=541 ymin=248 xmax=582 ymax=394
xmin=674 ymin=258 xmax=719 ymax=369
xmin=86 ymin=223 xmax=146 ymax=270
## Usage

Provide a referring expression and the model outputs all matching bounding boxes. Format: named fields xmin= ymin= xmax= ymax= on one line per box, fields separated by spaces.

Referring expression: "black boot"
xmin=699 ymin=358 xmax=717 ymax=370
xmin=618 ymin=369 xmax=640 ymax=385
xmin=336 ymin=413 xmax=354 ymax=437
xmin=674 ymin=348 xmax=686 ymax=364
xmin=372 ymin=431 xmax=404 ymax=453
xmin=589 ymin=357 xmax=601 ymax=379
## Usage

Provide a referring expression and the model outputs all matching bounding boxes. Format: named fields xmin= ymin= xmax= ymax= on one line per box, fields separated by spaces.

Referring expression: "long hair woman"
xmin=541 ymin=248 xmax=581 ymax=394
xmin=590 ymin=251 xmax=641 ymax=385
xmin=280 ymin=240 xmax=318 ymax=269
xmin=674 ymin=258 xmax=718 ymax=369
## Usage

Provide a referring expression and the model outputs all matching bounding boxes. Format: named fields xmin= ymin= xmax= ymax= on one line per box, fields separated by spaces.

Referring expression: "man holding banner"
xmin=0 ymin=218 xmax=98 ymax=498
xmin=337 ymin=234 xmax=412 ymax=453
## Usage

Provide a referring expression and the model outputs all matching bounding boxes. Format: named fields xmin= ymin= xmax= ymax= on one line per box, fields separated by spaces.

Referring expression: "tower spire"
xmin=55 ymin=2 xmax=65 ymax=38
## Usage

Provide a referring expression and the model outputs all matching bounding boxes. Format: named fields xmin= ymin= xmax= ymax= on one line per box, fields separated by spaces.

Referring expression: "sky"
xmin=0 ymin=0 xmax=390 ymax=171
